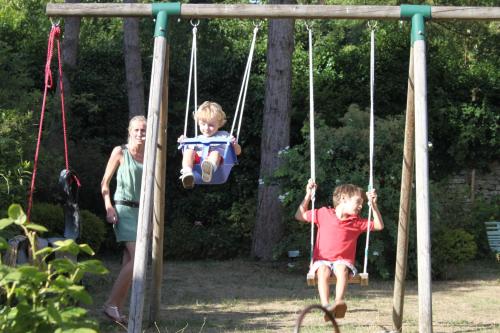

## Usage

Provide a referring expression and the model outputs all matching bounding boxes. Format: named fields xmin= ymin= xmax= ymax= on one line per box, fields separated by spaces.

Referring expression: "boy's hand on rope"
xmin=366 ymin=189 xmax=378 ymax=207
xmin=306 ymin=179 xmax=317 ymax=197
xmin=177 ymin=135 xmax=187 ymax=143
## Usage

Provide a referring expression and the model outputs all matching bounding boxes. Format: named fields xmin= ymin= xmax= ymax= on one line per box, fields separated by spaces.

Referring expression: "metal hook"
xmin=367 ymin=20 xmax=378 ymax=31
xmin=190 ymin=19 xmax=199 ymax=27
xmin=252 ymin=20 xmax=262 ymax=29
xmin=50 ymin=17 xmax=60 ymax=27
xmin=305 ymin=21 xmax=314 ymax=31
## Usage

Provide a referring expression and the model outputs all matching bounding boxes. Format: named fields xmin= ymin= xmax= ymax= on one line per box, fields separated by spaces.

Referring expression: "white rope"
xmin=230 ymin=23 xmax=260 ymax=141
xmin=362 ymin=26 xmax=376 ymax=275
xmin=183 ymin=22 xmax=199 ymax=138
xmin=307 ymin=25 xmax=316 ymax=266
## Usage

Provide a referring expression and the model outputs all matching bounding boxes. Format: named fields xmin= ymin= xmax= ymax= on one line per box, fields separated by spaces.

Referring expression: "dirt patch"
xmin=87 ymin=259 xmax=500 ymax=332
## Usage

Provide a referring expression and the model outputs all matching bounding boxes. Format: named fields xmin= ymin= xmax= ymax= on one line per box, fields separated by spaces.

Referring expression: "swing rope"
xmin=229 ymin=22 xmax=260 ymax=142
xmin=27 ymin=24 xmax=80 ymax=222
xmin=182 ymin=22 xmax=258 ymax=142
xmin=362 ymin=23 xmax=376 ymax=276
xmin=183 ymin=20 xmax=199 ymax=138
xmin=306 ymin=23 xmax=376 ymax=282
xmin=306 ymin=24 xmax=316 ymax=269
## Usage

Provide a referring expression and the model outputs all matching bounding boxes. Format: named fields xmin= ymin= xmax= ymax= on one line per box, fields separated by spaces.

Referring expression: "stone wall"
xmin=448 ymin=162 xmax=500 ymax=201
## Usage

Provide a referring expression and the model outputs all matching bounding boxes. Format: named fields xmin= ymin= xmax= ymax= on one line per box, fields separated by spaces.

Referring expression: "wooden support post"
xmin=412 ymin=15 xmax=433 ymax=333
xmin=149 ymin=43 xmax=169 ymax=324
xmin=128 ymin=11 xmax=169 ymax=333
xmin=392 ymin=46 xmax=415 ymax=333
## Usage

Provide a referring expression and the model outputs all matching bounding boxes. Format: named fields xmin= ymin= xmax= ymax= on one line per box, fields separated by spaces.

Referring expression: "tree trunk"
xmin=123 ymin=0 xmax=145 ymax=118
xmin=251 ymin=0 xmax=295 ymax=260
xmin=58 ymin=0 xmax=81 ymax=103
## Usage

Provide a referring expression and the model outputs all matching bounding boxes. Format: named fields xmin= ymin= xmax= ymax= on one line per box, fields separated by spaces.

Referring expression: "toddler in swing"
xmin=295 ymin=179 xmax=384 ymax=320
xmin=178 ymin=101 xmax=242 ymax=189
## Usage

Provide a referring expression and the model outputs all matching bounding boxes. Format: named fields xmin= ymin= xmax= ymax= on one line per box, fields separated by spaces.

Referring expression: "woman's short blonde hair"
xmin=194 ymin=101 xmax=227 ymax=127
xmin=332 ymin=184 xmax=366 ymax=207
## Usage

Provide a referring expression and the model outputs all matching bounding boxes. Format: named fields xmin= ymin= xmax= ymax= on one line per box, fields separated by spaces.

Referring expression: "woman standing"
xmin=101 ymin=115 xmax=146 ymax=323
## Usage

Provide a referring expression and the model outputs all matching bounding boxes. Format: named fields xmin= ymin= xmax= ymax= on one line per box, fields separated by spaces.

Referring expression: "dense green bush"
xmin=432 ymin=228 xmax=477 ymax=279
xmin=165 ymin=200 xmax=255 ymax=260
xmin=0 ymin=109 xmax=33 ymax=211
xmin=30 ymin=203 xmax=106 ymax=253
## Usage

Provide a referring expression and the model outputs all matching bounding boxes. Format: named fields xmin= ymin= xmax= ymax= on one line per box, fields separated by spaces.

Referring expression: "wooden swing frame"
xmin=45 ymin=3 xmax=500 ymax=333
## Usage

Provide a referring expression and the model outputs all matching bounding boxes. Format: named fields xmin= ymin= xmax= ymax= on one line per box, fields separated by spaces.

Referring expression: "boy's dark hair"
xmin=332 ymin=184 xmax=366 ymax=207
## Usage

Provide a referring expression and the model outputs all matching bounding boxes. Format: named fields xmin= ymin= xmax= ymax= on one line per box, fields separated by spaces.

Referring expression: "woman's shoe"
xmin=103 ymin=304 xmax=127 ymax=324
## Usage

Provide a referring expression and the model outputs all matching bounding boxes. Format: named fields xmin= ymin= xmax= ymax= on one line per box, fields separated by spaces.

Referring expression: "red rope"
xmin=27 ymin=24 xmax=80 ymax=221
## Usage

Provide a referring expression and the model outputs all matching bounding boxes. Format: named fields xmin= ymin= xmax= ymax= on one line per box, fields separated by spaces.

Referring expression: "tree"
xmin=251 ymin=0 xmax=295 ymax=260
xmin=58 ymin=0 xmax=81 ymax=104
xmin=123 ymin=0 xmax=145 ymax=118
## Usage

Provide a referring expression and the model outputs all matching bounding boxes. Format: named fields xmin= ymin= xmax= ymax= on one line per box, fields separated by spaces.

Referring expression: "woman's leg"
xmin=105 ymin=242 xmax=136 ymax=313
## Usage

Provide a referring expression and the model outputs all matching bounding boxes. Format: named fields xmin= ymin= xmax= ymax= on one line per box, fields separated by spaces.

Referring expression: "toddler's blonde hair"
xmin=195 ymin=101 xmax=227 ymax=127
xmin=332 ymin=184 xmax=366 ymax=207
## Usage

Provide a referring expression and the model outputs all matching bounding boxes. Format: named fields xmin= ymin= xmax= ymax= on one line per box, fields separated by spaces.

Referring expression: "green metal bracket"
xmin=152 ymin=2 xmax=181 ymax=17
xmin=400 ymin=5 xmax=431 ymax=45
xmin=154 ymin=10 xmax=168 ymax=38
xmin=410 ymin=13 xmax=425 ymax=44
xmin=152 ymin=2 xmax=181 ymax=38
xmin=400 ymin=4 xmax=431 ymax=20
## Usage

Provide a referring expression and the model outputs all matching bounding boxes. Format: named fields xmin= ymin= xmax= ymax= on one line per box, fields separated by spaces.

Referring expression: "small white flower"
xmin=258 ymin=178 xmax=264 ymax=185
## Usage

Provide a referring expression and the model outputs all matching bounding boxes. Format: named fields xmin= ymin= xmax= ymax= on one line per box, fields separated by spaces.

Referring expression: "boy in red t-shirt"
xmin=295 ymin=179 xmax=384 ymax=320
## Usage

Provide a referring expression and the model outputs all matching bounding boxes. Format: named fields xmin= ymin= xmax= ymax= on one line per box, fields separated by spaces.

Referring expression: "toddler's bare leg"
xmin=182 ymin=148 xmax=195 ymax=170
xmin=207 ymin=151 xmax=221 ymax=167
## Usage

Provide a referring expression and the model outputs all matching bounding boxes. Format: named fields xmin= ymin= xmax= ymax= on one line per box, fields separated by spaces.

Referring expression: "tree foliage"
xmin=0 ymin=0 xmax=498 ymax=278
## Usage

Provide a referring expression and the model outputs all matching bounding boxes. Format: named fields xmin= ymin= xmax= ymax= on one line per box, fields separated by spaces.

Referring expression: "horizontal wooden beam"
xmin=46 ymin=4 xmax=500 ymax=21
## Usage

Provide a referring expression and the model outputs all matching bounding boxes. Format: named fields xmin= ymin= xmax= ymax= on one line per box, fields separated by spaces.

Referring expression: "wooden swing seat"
xmin=307 ymin=272 xmax=369 ymax=287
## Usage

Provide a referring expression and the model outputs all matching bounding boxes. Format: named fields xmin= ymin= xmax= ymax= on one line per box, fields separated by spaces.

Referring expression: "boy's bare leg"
xmin=334 ymin=264 xmax=348 ymax=301
xmin=333 ymin=264 xmax=349 ymax=318
xmin=316 ymin=265 xmax=331 ymax=306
